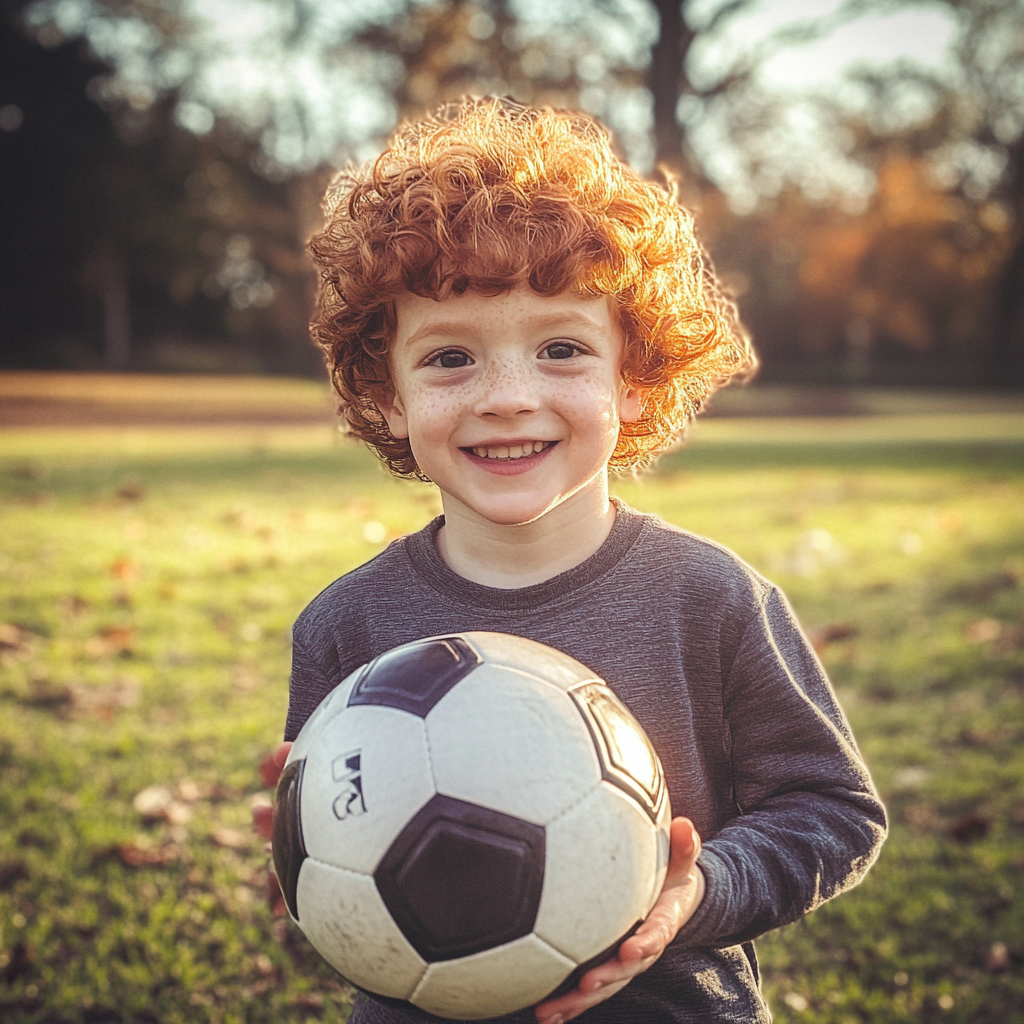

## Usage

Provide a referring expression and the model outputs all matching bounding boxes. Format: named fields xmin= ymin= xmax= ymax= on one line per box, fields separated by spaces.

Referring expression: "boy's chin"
xmin=440 ymin=491 xmax=563 ymax=530
xmin=441 ymin=485 xmax=607 ymax=532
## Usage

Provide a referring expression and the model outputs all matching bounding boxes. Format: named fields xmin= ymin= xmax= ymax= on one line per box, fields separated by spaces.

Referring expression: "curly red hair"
xmin=309 ymin=97 xmax=754 ymax=477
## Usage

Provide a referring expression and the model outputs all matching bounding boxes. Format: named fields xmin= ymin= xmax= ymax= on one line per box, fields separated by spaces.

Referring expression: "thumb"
xmin=665 ymin=817 xmax=701 ymax=887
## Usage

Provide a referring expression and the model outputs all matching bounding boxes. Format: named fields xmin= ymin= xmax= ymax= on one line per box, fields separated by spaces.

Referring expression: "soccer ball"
xmin=272 ymin=631 xmax=671 ymax=1020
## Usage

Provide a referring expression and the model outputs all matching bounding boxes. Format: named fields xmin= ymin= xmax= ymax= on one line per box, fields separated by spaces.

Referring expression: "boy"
xmin=261 ymin=98 xmax=886 ymax=1023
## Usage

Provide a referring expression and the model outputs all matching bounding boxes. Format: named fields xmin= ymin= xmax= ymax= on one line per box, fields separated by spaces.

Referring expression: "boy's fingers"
xmin=259 ymin=741 xmax=293 ymax=789
xmin=535 ymin=976 xmax=632 ymax=1024
xmin=267 ymin=871 xmax=288 ymax=918
xmin=259 ymin=753 xmax=281 ymax=789
xmin=535 ymin=942 xmax=660 ymax=1022
xmin=253 ymin=803 xmax=274 ymax=839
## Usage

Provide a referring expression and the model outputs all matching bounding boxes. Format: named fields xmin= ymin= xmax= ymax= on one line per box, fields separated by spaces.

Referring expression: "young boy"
xmin=264 ymin=98 xmax=886 ymax=1023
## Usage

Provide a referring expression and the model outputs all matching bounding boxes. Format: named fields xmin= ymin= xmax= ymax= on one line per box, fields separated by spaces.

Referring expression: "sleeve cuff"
xmin=671 ymin=846 xmax=732 ymax=949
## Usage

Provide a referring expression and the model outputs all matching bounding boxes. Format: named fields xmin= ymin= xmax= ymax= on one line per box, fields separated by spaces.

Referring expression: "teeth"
xmin=471 ymin=441 xmax=548 ymax=460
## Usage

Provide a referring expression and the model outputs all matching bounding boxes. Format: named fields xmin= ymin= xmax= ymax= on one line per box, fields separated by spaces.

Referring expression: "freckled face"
xmin=378 ymin=285 xmax=641 ymax=528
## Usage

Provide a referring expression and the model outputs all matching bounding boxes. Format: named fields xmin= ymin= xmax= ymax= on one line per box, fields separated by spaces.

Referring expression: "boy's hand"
xmin=534 ymin=817 xmax=704 ymax=1024
xmin=254 ymin=742 xmax=293 ymax=839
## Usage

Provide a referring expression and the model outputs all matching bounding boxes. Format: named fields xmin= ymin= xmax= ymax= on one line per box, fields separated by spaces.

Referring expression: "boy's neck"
xmin=435 ymin=485 xmax=618 ymax=589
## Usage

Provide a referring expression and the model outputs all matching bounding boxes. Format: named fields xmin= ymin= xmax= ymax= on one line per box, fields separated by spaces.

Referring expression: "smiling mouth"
xmin=465 ymin=441 xmax=555 ymax=461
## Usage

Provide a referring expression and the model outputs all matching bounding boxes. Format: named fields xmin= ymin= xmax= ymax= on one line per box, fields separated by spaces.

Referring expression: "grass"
xmin=1 ymin=381 xmax=1022 ymax=1023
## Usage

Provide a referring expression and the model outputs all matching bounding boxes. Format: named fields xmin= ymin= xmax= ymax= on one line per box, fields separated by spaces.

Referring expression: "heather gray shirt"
xmin=285 ymin=502 xmax=886 ymax=1023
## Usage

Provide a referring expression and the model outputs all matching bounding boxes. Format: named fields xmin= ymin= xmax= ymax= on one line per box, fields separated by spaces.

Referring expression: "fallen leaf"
xmin=133 ymin=785 xmax=174 ymax=819
xmin=58 ymin=594 xmax=91 ymax=617
xmin=17 ymin=829 xmax=46 ymax=849
xmin=0 ymin=941 xmax=33 ymax=983
xmin=117 ymin=477 xmax=145 ymax=502
xmin=293 ymin=993 xmax=324 ymax=1009
xmin=22 ymin=680 xmax=74 ymax=711
xmin=111 ymin=558 xmax=139 ymax=581
xmin=948 ymin=570 xmax=1018 ymax=603
xmin=984 ymin=941 xmax=1010 ymax=972
xmin=949 ymin=812 xmax=990 ymax=844
xmin=965 ymin=619 xmax=1002 ymax=643
xmin=0 ymin=859 xmax=29 ymax=890
xmin=0 ymin=623 xmax=25 ymax=649
xmin=12 ymin=461 xmax=45 ymax=480
xmin=904 ymin=804 xmax=940 ymax=831
xmin=893 ymin=766 xmax=929 ymax=788
xmin=234 ymin=666 xmax=260 ymax=691
xmin=783 ymin=993 xmax=809 ymax=1012
xmin=116 ymin=841 xmax=181 ymax=867
xmin=164 ymin=801 xmax=193 ymax=826
xmin=177 ymin=779 xmax=202 ymax=802
xmin=85 ymin=626 xmax=136 ymax=658
xmin=69 ymin=677 xmax=140 ymax=718
xmin=807 ymin=623 xmax=858 ymax=652
xmin=211 ymin=827 xmax=249 ymax=849
xmin=254 ymin=953 xmax=276 ymax=978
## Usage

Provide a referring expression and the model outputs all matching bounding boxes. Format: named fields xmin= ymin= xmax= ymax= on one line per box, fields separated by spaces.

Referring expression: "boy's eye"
xmin=541 ymin=342 xmax=578 ymax=360
xmin=432 ymin=350 xmax=472 ymax=369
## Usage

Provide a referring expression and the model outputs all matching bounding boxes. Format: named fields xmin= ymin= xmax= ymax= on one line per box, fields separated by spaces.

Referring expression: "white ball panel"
xmin=296 ymin=858 xmax=426 ymax=999
xmin=535 ymin=782 xmax=660 ymax=964
xmin=427 ymin=668 xmax=601 ymax=825
xmin=286 ymin=670 xmax=361 ymax=765
xmin=651 ymin=788 xmax=672 ymax=909
xmin=464 ymin=632 xmax=597 ymax=692
xmin=300 ymin=706 xmax=435 ymax=873
xmin=411 ymin=933 xmax=574 ymax=1020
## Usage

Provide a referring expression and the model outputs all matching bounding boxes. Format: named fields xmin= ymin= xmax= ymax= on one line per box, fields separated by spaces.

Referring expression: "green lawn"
xmin=1 ymin=397 xmax=1022 ymax=1023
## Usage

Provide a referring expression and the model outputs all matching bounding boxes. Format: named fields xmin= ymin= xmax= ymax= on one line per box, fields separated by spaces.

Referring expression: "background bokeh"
xmin=2 ymin=3 xmax=1024 ymax=1023
xmin=1 ymin=0 xmax=1022 ymax=386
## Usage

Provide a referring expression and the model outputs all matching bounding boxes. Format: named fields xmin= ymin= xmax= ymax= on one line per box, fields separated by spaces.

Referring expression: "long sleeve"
xmin=284 ymin=637 xmax=337 ymax=742
xmin=676 ymin=587 xmax=887 ymax=949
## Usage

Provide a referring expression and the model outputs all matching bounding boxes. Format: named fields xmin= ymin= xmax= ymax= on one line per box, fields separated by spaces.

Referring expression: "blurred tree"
xmin=1 ymin=12 xmax=112 ymax=367
xmin=5 ymin=0 xmax=1022 ymax=384
xmin=1 ymin=6 xmax=326 ymax=371
xmin=704 ymin=0 xmax=1024 ymax=384
xmin=709 ymin=153 xmax=1015 ymax=386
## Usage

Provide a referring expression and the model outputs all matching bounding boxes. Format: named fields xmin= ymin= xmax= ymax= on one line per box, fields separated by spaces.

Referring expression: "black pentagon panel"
xmin=348 ymin=636 xmax=482 ymax=717
xmin=569 ymin=681 xmax=667 ymax=823
xmin=272 ymin=759 xmax=307 ymax=922
xmin=374 ymin=795 xmax=545 ymax=962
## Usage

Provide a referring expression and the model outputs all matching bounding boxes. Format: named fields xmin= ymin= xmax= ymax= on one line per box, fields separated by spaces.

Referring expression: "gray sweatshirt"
xmin=285 ymin=501 xmax=887 ymax=1023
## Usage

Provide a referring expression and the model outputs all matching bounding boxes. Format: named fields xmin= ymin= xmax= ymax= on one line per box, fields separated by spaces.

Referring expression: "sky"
xmin=21 ymin=0 xmax=963 ymax=199
xmin=685 ymin=0 xmax=959 ymax=206
xmin=698 ymin=0 xmax=956 ymax=93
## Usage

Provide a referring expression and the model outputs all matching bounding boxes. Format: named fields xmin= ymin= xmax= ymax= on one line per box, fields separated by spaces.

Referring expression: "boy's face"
xmin=379 ymin=284 xmax=641 ymax=529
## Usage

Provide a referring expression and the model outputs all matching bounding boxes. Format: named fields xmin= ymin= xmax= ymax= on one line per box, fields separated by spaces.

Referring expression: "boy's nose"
xmin=473 ymin=362 xmax=541 ymax=419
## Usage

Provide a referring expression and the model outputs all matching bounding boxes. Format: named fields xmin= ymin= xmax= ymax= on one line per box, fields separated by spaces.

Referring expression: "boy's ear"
xmin=619 ymin=385 xmax=644 ymax=424
xmin=375 ymin=392 xmax=410 ymax=439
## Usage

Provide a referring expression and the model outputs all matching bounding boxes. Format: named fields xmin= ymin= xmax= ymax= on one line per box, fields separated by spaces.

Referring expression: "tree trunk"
xmin=991 ymin=132 xmax=1024 ymax=385
xmin=102 ymin=252 xmax=131 ymax=369
xmin=992 ymin=234 xmax=1024 ymax=386
xmin=649 ymin=0 xmax=694 ymax=174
